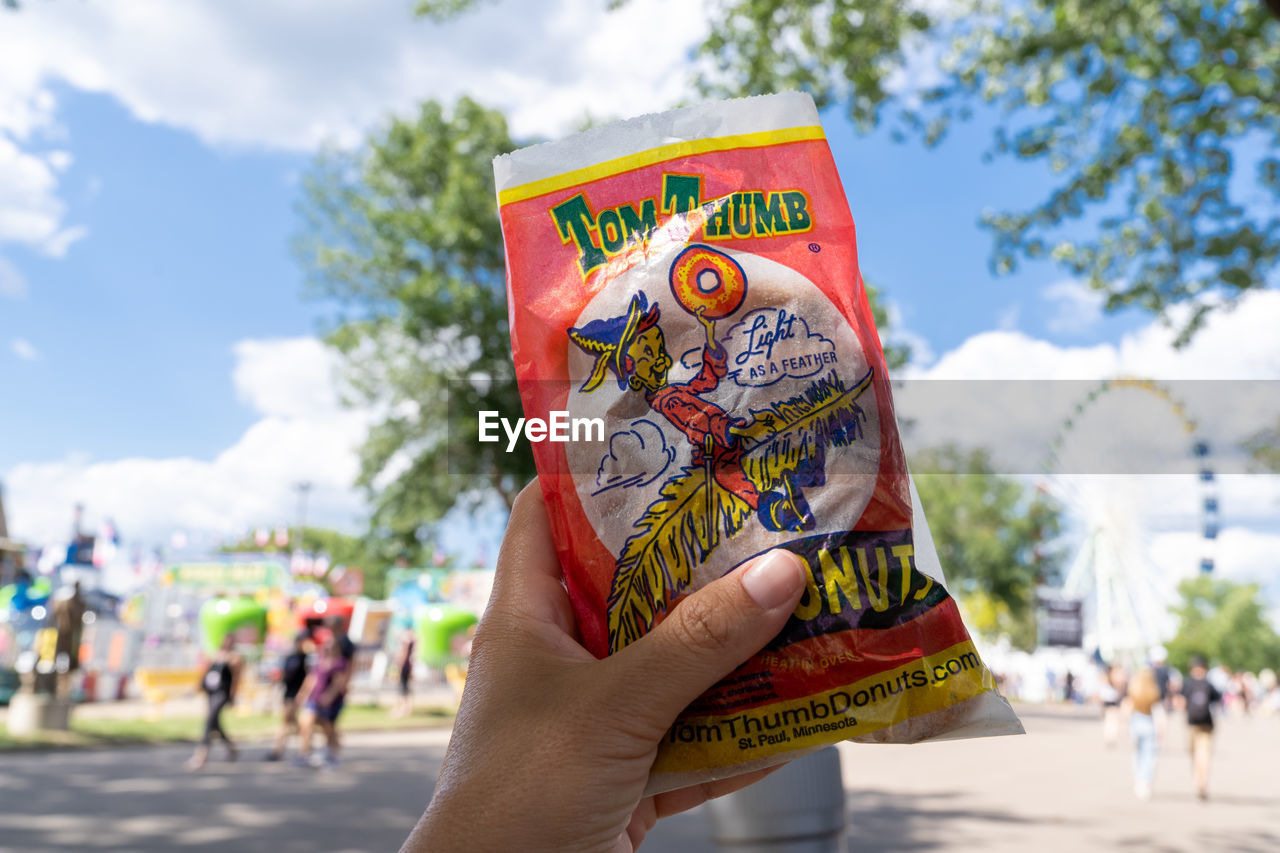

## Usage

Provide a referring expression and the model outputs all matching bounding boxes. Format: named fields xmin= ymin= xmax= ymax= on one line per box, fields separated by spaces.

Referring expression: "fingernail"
xmin=741 ymin=550 xmax=804 ymax=610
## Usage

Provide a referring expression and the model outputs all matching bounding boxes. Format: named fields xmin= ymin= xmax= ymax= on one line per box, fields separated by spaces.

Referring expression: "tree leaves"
xmin=413 ymin=0 xmax=491 ymax=22
xmin=695 ymin=0 xmax=935 ymax=131
xmin=924 ymin=0 xmax=1280 ymax=344
xmin=295 ymin=98 xmax=535 ymax=550
xmin=411 ymin=2 xmax=1278 ymax=342
xmin=691 ymin=0 xmax=1280 ymax=343
xmin=911 ymin=445 xmax=1063 ymax=651
xmin=1166 ymin=575 xmax=1280 ymax=673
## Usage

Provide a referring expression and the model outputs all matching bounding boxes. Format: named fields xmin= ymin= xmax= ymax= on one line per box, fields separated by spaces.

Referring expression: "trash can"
xmin=706 ymin=747 xmax=846 ymax=852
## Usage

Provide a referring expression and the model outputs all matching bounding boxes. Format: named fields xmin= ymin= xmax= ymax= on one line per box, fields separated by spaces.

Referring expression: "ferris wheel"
xmin=1039 ymin=378 xmax=1219 ymax=665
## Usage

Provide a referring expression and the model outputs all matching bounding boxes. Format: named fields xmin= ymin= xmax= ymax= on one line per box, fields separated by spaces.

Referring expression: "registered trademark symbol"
xmin=808 ymin=242 xmax=821 ymax=253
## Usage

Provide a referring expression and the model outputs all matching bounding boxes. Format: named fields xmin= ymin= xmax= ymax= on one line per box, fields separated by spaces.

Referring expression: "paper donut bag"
xmin=494 ymin=93 xmax=1022 ymax=794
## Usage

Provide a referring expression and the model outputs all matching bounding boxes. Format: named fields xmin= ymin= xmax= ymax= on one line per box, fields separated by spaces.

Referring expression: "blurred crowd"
xmin=995 ymin=652 xmax=1280 ymax=718
xmin=992 ymin=647 xmax=1276 ymax=802
xmin=1070 ymin=654 xmax=1280 ymax=718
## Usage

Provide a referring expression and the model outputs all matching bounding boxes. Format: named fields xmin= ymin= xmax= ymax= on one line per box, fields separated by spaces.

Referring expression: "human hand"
xmin=401 ymin=480 xmax=806 ymax=853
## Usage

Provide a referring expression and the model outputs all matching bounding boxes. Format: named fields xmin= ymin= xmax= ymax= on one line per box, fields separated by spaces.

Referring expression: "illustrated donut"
xmin=669 ymin=245 xmax=747 ymax=320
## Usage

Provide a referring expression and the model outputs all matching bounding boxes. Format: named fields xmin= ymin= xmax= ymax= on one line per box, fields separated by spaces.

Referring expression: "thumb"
xmin=604 ymin=549 xmax=806 ymax=730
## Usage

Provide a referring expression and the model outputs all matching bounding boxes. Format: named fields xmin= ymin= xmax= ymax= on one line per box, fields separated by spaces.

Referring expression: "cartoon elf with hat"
xmin=569 ymin=247 xmax=824 ymax=533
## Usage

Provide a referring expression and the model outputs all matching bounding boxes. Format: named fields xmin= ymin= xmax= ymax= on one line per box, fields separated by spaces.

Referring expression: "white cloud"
xmin=231 ymin=337 xmax=341 ymax=420
xmin=0 ymin=132 xmax=83 ymax=256
xmin=4 ymin=337 xmax=369 ymax=559
xmin=911 ymin=289 xmax=1280 ymax=381
xmin=0 ymin=0 xmax=708 ymax=279
xmin=45 ymin=150 xmax=73 ymax=172
xmin=1114 ymin=296 xmax=1280 ymax=379
xmin=0 ymin=83 xmax=57 ymax=140
xmin=1042 ymin=278 xmax=1104 ymax=335
xmin=0 ymin=0 xmax=709 ymax=151
xmin=10 ymin=338 xmax=39 ymax=361
xmin=908 ymin=328 xmax=1118 ymax=380
xmin=0 ymin=69 xmax=81 ymax=256
xmin=0 ymin=255 xmax=27 ymax=298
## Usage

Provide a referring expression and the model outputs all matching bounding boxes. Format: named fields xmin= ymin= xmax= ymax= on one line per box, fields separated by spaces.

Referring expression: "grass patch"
xmin=0 ymin=703 xmax=456 ymax=751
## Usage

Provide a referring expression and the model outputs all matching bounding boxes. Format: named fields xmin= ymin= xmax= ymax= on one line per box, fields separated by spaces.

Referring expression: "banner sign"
xmin=163 ymin=561 xmax=287 ymax=590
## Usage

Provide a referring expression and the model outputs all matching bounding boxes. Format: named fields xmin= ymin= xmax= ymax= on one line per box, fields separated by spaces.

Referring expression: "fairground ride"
xmin=1039 ymin=378 xmax=1218 ymax=665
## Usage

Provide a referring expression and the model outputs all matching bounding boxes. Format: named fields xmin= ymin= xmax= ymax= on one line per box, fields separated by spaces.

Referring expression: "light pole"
xmin=294 ymin=481 xmax=312 ymax=562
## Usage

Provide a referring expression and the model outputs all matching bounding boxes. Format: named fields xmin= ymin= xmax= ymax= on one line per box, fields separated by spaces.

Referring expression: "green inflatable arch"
xmin=414 ymin=605 xmax=478 ymax=666
xmin=199 ymin=598 xmax=268 ymax=652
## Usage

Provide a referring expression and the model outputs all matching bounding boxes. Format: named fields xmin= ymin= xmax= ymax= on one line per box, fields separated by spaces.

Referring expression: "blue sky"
xmin=1 ymin=0 xmax=1275 ymax=603
xmin=2 ymin=88 xmax=316 ymax=470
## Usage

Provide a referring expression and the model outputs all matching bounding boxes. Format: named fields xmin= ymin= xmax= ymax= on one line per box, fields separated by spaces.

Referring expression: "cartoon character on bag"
xmin=568 ymin=245 xmax=875 ymax=650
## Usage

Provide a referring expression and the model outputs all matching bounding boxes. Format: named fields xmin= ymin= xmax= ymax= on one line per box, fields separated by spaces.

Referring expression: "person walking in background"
xmin=295 ymin=633 xmax=351 ymax=770
xmin=265 ymin=632 xmax=310 ymax=762
xmin=1258 ymin=668 xmax=1279 ymax=716
xmin=328 ymin=614 xmax=356 ymax=663
xmin=1149 ymin=646 xmax=1173 ymax=739
xmin=186 ymin=635 xmax=241 ymax=771
xmin=1209 ymin=663 xmax=1233 ymax=712
xmin=391 ymin=627 xmax=416 ymax=718
xmin=1167 ymin=666 xmax=1184 ymax=715
xmin=1098 ymin=663 xmax=1127 ymax=748
xmin=1125 ymin=667 xmax=1162 ymax=800
xmin=1231 ymin=670 xmax=1255 ymax=715
xmin=327 ymin=616 xmax=356 ymax=754
xmin=1179 ymin=656 xmax=1222 ymax=801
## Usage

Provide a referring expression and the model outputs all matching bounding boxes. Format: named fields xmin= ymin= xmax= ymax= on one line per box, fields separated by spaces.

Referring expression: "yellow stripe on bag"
xmin=653 ymin=639 xmax=995 ymax=773
xmin=497 ymin=126 xmax=827 ymax=206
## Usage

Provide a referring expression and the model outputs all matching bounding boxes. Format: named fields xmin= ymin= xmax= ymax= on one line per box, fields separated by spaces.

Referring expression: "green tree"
xmin=696 ymin=0 xmax=1280 ymax=344
xmin=424 ymin=0 xmax=1280 ymax=342
xmin=948 ymin=1 xmax=1279 ymax=344
xmin=295 ymin=98 xmax=535 ymax=553
xmin=1166 ymin=575 xmax=1280 ymax=673
xmin=911 ymin=446 xmax=1062 ymax=650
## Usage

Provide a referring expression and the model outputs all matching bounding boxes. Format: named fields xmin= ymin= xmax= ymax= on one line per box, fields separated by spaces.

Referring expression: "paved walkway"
xmin=835 ymin=704 xmax=1279 ymax=852
xmin=1 ymin=703 xmax=1276 ymax=851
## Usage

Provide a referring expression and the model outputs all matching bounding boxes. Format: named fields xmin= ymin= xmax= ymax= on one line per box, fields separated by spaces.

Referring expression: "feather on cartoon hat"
xmin=568 ymin=292 xmax=661 ymax=392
